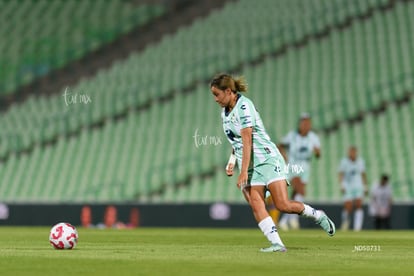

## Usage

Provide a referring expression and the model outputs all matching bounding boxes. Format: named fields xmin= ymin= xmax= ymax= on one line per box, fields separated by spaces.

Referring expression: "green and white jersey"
xmin=281 ymin=130 xmax=320 ymax=182
xmin=221 ymin=94 xmax=279 ymax=169
xmin=281 ymin=130 xmax=320 ymax=164
xmin=338 ymin=157 xmax=366 ymax=188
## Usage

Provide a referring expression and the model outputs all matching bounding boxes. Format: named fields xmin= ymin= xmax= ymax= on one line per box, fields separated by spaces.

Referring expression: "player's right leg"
xmin=289 ymin=177 xmax=306 ymax=229
xmin=375 ymin=216 xmax=381 ymax=229
xmin=341 ymin=201 xmax=352 ymax=230
xmin=278 ymin=177 xmax=299 ymax=231
xmin=353 ymin=198 xmax=364 ymax=231
xmin=244 ymin=186 xmax=287 ymax=252
xmin=341 ymin=188 xmax=353 ymax=230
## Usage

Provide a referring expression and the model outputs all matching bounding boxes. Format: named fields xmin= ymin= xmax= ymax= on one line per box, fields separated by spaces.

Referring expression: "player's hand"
xmin=226 ymin=163 xmax=234 ymax=176
xmin=237 ymin=171 xmax=248 ymax=190
xmin=341 ymin=187 xmax=345 ymax=195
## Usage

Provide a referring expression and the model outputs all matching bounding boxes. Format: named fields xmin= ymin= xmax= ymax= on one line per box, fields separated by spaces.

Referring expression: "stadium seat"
xmin=0 ymin=0 xmax=166 ymax=95
xmin=1 ymin=0 xmax=413 ymax=203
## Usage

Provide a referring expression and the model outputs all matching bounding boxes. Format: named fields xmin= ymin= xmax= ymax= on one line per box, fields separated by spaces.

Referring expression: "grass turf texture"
xmin=0 ymin=227 xmax=413 ymax=275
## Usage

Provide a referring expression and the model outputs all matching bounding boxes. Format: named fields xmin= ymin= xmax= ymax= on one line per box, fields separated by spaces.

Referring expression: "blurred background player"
xmin=276 ymin=113 xmax=321 ymax=230
xmin=212 ymin=73 xmax=335 ymax=252
xmin=80 ymin=205 xmax=94 ymax=228
xmin=127 ymin=207 xmax=140 ymax=228
xmin=369 ymin=174 xmax=393 ymax=229
xmin=338 ymin=146 xmax=367 ymax=231
xmin=97 ymin=205 xmax=126 ymax=229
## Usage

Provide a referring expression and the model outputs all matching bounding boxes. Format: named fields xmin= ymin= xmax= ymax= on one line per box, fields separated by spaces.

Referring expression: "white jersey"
xmin=338 ymin=157 xmax=365 ymax=187
xmin=221 ymin=94 xmax=279 ymax=169
xmin=369 ymin=183 xmax=392 ymax=217
xmin=281 ymin=130 xmax=320 ymax=167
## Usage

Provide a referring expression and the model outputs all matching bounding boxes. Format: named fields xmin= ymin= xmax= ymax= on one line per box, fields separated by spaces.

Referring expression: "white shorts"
xmin=287 ymin=162 xmax=310 ymax=184
xmin=343 ymin=184 xmax=364 ymax=201
xmin=248 ymin=157 xmax=287 ymax=188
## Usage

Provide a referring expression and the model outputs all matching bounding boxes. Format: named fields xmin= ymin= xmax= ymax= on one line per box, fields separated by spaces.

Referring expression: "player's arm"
xmin=226 ymin=149 xmax=236 ymax=177
xmin=388 ymin=193 xmax=393 ymax=212
xmin=314 ymin=147 xmax=321 ymax=159
xmin=338 ymin=171 xmax=345 ymax=194
xmin=238 ymin=127 xmax=253 ymax=189
xmin=277 ymin=143 xmax=288 ymax=162
xmin=362 ymin=172 xmax=368 ymax=195
xmin=338 ymin=159 xmax=346 ymax=193
xmin=313 ymin=134 xmax=321 ymax=159
xmin=361 ymin=159 xmax=368 ymax=195
xmin=278 ymin=132 xmax=291 ymax=162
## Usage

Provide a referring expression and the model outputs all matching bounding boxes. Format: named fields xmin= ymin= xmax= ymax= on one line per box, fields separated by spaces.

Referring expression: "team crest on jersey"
xmin=230 ymin=113 xmax=237 ymax=124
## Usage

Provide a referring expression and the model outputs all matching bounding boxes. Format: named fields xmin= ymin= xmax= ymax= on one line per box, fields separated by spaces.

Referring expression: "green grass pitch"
xmin=0 ymin=227 xmax=413 ymax=276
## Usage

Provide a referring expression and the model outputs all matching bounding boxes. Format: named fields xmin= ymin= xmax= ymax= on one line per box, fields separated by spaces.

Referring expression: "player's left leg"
xmin=353 ymin=198 xmax=364 ymax=231
xmin=268 ymin=179 xmax=335 ymax=236
xmin=341 ymin=186 xmax=354 ymax=231
xmin=384 ymin=217 xmax=391 ymax=229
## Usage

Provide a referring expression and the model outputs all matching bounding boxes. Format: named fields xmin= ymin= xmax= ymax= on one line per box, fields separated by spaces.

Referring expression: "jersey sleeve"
xmin=369 ymin=183 xmax=377 ymax=195
xmin=281 ymin=131 xmax=293 ymax=146
xmin=360 ymin=159 xmax=366 ymax=172
xmin=338 ymin=158 xmax=346 ymax=173
xmin=311 ymin=132 xmax=321 ymax=149
xmin=238 ymin=100 xmax=256 ymax=129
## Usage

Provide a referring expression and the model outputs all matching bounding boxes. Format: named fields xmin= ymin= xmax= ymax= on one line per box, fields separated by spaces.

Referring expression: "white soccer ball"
xmin=49 ymin=222 xmax=78 ymax=249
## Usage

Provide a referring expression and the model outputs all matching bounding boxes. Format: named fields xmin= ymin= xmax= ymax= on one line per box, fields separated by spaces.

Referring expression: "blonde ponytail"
xmin=233 ymin=75 xmax=248 ymax=93
xmin=210 ymin=73 xmax=248 ymax=93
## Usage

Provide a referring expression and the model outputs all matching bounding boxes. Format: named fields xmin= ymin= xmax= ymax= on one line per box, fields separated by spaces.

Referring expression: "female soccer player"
xmin=210 ymin=73 xmax=335 ymax=252
xmin=338 ymin=146 xmax=367 ymax=231
xmin=277 ymin=113 xmax=321 ymax=230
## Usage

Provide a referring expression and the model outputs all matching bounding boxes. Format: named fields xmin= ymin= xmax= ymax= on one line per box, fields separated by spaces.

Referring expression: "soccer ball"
xmin=49 ymin=222 xmax=78 ymax=249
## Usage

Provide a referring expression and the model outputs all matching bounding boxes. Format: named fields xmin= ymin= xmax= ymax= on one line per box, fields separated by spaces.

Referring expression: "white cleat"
xmin=260 ymin=243 xmax=287 ymax=253
xmin=316 ymin=211 xmax=336 ymax=237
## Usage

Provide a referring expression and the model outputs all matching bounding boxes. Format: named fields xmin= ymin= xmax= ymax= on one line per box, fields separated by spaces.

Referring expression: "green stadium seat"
xmin=0 ymin=0 xmax=166 ymax=95
xmin=1 ymin=0 xmax=413 ymax=203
